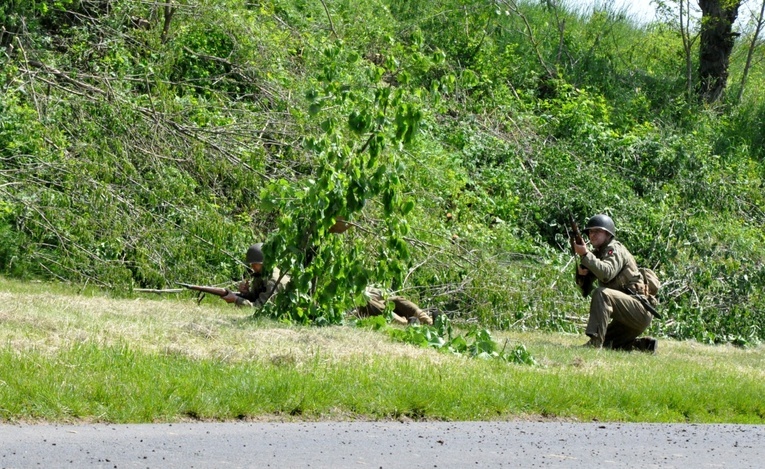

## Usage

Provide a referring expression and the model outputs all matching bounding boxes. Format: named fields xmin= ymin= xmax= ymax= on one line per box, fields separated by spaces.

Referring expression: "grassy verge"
xmin=1 ymin=278 xmax=763 ymax=424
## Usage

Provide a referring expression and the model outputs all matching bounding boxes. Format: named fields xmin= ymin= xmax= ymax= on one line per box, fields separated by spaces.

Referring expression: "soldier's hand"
xmin=573 ymin=242 xmax=588 ymax=256
xmin=577 ymin=265 xmax=589 ymax=276
xmin=221 ymin=291 xmax=239 ymax=303
xmin=237 ymin=280 xmax=249 ymax=294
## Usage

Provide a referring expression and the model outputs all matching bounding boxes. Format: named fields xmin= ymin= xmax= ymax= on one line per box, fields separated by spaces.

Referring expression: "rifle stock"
xmin=178 ymin=283 xmax=234 ymax=305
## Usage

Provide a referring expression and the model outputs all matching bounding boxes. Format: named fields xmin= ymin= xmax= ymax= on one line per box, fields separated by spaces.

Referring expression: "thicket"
xmin=1 ymin=0 xmax=764 ymax=344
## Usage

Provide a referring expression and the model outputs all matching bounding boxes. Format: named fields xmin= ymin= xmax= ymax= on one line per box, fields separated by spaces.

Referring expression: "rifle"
xmin=626 ymin=286 xmax=663 ymax=319
xmin=178 ymin=283 xmax=236 ymax=305
xmin=568 ymin=214 xmax=594 ymax=298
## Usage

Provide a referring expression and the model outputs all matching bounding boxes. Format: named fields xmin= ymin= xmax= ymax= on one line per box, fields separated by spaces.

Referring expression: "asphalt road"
xmin=1 ymin=421 xmax=763 ymax=468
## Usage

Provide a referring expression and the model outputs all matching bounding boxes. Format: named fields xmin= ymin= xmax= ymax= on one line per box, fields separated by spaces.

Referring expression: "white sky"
xmin=613 ymin=0 xmax=658 ymax=22
xmin=567 ymin=0 xmax=761 ymax=28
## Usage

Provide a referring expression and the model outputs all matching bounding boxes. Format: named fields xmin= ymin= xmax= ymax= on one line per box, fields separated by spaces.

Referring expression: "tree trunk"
xmin=698 ymin=0 xmax=741 ymax=103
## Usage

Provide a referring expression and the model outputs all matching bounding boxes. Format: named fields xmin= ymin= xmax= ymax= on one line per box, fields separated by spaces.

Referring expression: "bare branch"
xmin=162 ymin=3 xmax=176 ymax=44
xmin=319 ymin=0 xmax=338 ymax=38
xmin=496 ymin=0 xmax=556 ymax=79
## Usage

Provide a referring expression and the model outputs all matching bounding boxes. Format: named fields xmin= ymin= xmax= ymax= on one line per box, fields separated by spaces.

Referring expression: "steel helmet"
xmin=245 ymin=243 xmax=264 ymax=264
xmin=584 ymin=214 xmax=615 ymax=237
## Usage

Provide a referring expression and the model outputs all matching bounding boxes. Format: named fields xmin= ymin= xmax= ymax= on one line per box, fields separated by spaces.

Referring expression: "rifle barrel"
xmin=177 ymin=283 xmax=231 ymax=297
xmin=135 ymin=288 xmax=185 ymax=294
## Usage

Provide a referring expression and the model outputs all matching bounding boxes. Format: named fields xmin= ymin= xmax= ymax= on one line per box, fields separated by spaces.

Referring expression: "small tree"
xmin=736 ymin=0 xmax=765 ymax=102
xmin=680 ymin=0 xmax=702 ymax=100
xmin=259 ymin=43 xmax=424 ymax=325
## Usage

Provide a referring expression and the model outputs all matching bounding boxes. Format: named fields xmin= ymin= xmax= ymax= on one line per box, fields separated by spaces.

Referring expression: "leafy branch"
xmin=259 ymin=43 xmax=424 ymax=324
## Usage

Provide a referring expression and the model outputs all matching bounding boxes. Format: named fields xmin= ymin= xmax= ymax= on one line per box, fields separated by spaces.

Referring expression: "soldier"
xmin=325 ymin=216 xmax=432 ymax=326
xmin=572 ymin=214 xmax=657 ymax=352
xmin=355 ymin=287 xmax=433 ymax=326
xmin=221 ymin=243 xmax=290 ymax=307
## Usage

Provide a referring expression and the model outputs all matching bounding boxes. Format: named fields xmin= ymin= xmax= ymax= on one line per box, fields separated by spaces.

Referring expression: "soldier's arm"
xmin=254 ymin=274 xmax=288 ymax=307
xmin=580 ymin=247 xmax=624 ymax=284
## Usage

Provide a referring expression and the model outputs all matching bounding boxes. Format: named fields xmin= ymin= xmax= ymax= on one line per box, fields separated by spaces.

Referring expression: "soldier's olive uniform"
xmin=235 ymin=268 xmax=290 ymax=307
xmin=356 ymin=287 xmax=433 ymax=325
xmin=579 ymin=238 xmax=652 ymax=349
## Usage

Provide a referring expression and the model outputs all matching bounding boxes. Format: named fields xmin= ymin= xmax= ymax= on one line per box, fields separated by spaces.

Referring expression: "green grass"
xmin=1 ymin=278 xmax=763 ymax=424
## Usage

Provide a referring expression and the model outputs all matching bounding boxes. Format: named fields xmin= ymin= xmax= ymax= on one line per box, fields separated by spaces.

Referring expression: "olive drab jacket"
xmin=235 ymin=267 xmax=290 ymax=307
xmin=577 ymin=239 xmax=644 ymax=294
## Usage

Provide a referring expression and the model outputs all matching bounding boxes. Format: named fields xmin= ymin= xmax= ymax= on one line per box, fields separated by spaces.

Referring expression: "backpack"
xmin=640 ymin=268 xmax=661 ymax=297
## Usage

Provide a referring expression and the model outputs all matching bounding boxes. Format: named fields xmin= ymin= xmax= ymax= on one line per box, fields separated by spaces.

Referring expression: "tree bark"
xmin=698 ymin=0 xmax=742 ymax=103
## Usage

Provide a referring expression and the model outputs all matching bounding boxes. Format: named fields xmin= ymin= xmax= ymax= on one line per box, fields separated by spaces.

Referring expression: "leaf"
xmin=305 ymin=88 xmax=319 ymax=101
xmin=382 ymin=189 xmax=394 ymax=215
xmin=321 ymin=118 xmax=336 ymax=133
xmin=348 ymin=110 xmax=370 ymax=135
xmin=368 ymin=134 xmax=384 ymax=159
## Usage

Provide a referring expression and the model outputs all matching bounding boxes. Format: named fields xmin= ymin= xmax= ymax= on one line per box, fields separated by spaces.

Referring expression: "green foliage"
xmin=357 ymin=314 xmax=536 ymax=365
xmin=1 ymin=0 xmax=765 ymax=343
xmin=0 ymin=0 xmax=76 ymax=35
xmin=170 ymin=23 xmax=236 ymax=95
xmin=0 ymin=202 xmax=26 ymax=277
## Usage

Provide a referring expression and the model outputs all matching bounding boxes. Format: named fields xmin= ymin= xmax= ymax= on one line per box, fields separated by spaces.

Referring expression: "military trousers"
xmin=356 ymin=294 xmax=433 ymax=326
xmin=585 ymin=287 xmax=652 ymax=348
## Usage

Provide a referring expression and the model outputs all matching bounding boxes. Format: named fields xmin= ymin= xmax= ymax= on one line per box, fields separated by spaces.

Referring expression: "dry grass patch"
xmin=0 ymin=290 xmax=450 ymax=366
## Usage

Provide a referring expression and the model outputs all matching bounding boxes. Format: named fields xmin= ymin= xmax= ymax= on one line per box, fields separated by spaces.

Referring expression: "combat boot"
xmin=582 ymin=336 xmax=603 ymax=348
xmin=646 ymin=337 xmax=657 ymax=353
xmin=633 ymin=337 xmax=658 ymax=354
